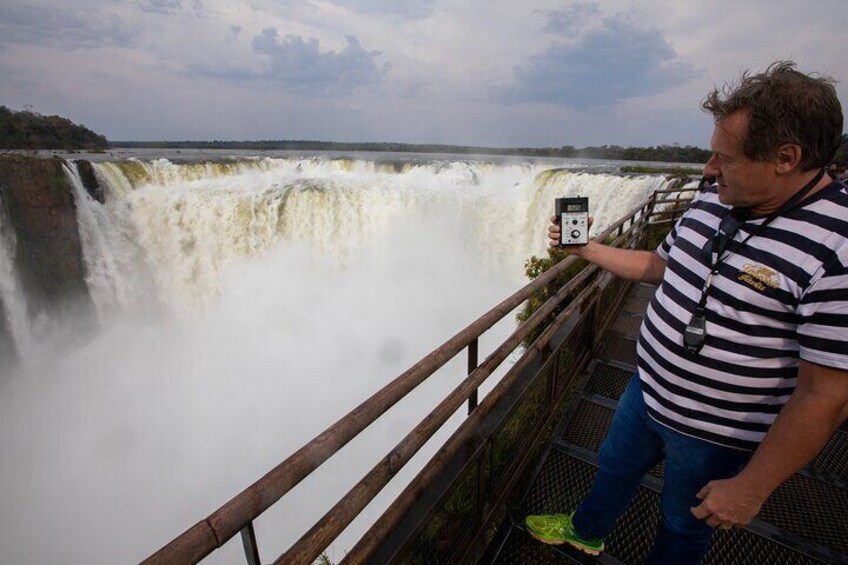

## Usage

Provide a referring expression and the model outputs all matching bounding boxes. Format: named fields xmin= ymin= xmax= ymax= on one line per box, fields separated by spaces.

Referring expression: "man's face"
xmin=703 ymin=111 xmax=776 ymax=212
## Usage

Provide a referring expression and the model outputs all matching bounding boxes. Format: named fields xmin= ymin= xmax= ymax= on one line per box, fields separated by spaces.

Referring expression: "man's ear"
xmin=775 ymin=144 xmax=803 ymax=174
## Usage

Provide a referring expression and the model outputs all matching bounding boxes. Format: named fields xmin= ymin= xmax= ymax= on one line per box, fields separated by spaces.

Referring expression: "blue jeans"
xmin=572 ymin=374 xmax=752 ymax=564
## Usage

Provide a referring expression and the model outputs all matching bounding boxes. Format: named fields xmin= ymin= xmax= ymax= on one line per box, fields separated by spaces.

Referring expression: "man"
xmin=525 ymin=61 xmax=848 ymax=564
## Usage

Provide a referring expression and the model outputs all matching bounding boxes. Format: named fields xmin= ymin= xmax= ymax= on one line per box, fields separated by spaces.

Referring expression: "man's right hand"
xmin=548 ymin=215 xmax=594 ymax=248
xmin=548 ymin=214 xmax=561 ymax=247
xmin=547 ymin=214 xmax=665 ymax=283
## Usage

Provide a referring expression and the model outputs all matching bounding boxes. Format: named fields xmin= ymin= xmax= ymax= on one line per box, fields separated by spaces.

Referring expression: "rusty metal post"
xmin=240 ymin=522 xmax=260 ymax=565
xmin=467 ymin=338 xmax=479 ymax=414
xmin=550 ymin=345 xmax=560 ymax=401
xmin=474 ymin=445 xmax=485 ymax=516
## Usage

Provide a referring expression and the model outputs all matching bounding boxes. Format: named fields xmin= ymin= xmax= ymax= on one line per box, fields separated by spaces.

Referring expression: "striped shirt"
xmin=637 ymin=180 xmax=848 ymax=451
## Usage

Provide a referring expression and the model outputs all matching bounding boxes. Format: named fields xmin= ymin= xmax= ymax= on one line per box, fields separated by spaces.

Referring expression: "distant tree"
xmin=0 ymin=106 xmax=108 ymax=150
xmin=833 ymin=133 xmax=848 ymax=166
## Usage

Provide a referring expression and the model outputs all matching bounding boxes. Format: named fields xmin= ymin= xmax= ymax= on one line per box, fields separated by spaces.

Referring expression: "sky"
xmin=0 ymin=0 xmax=846 ymax=148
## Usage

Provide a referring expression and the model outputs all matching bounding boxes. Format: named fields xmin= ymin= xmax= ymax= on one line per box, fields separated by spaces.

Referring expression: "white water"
xmin=0 ymin=200 xmax=31 ymax=359
xmin=0 ymin=155 xmax=670 ymax=564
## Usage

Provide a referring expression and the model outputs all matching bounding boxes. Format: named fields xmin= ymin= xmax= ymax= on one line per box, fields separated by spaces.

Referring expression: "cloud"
xmin=246 ymin=29 xmax=387 ymax=94
xmin=0 ymin=2 xmax=138 ymax=50
xmin=340 ymin=0 xmax=435 ymax=19
xmin=136 ymin=0 xmax=183 ymax=15
xmin=542 ymin=2 xmax=602 ymax=35
xmin=502 ymin=11 xmax=698 ymax=108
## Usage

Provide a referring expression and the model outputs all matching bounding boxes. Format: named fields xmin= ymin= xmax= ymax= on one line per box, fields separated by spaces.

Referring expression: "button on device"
xmin=571 ymin=229 xmax=581 ymax=239
xmin=572 ymin=219 xmax=579 ymax=225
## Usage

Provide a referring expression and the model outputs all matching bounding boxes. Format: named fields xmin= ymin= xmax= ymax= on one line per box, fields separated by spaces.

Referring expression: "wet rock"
xmin=76 ymin=159 xmax=104 ymax=203
xmin=0 ymin=299 xmax=17 ymax=373
xmin=0 ymin=155 xmax=93 ymax=327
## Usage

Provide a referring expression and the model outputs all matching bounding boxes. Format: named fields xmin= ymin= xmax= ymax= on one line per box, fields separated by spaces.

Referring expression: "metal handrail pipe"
xmin=597 ymin=198 xmax=653 ymax=239
xmin=144 ymin=193 xmax=657 ymax=564
xmin=649 ymin=204 xmax=691 ymax=214
xmin=653 ymin=187 xmax=701 ymax=195
xmin=343 ymin=280 xmax=600 ymax=564
xmin=274 ymin=264 xmax=601 ymax=564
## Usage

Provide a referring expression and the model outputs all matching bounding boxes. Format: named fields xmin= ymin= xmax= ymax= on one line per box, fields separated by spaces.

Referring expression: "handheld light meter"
xmin=556 ymin=197 xmax=589 ymax=246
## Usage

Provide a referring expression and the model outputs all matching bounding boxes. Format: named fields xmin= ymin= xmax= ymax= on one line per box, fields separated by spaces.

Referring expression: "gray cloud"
xmin=341 ymin=0 xmax=435 ymax=19
xmin=136 ymin=0 xmax=183 ymax=15
xmin=542 ymin=2 xmax=602 ymax=35
xmin=247 ymin=29 xmax=387 ymax=94
xmin=0 ymin=2 xmax=138 ymax=50
xmin=502 ymin=12 xmax=698 ymax=108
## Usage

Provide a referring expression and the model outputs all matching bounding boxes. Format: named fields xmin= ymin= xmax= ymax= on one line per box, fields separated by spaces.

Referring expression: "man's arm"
xmin=690 ymin=360 xmax=848 ymax=529
xmin=548 ymin=215 xmax=667 ymax=284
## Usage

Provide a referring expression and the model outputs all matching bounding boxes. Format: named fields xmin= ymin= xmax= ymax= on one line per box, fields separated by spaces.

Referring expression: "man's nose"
xmin=703 ymin=154 xmax=720 ymax=178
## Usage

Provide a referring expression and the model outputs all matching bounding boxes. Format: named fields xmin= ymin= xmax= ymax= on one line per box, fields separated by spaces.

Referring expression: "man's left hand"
xmin=690 ymin=477 xmax=767 ymax=529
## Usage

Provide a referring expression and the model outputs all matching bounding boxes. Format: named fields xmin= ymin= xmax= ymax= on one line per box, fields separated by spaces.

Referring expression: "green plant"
xmin=515 ymin=246 xmax=590 ymax=348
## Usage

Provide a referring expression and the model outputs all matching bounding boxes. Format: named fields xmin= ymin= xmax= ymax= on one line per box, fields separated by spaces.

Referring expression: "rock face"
xmin=0 ymin=155 xmax=94 ymax=362
xmin=76 ymin=159 xmax=104 ymax=203
xmin=0 ymin=295 xmax=16 ymax=371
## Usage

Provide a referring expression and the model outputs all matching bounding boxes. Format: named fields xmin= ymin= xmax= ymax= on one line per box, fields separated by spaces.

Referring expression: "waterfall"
xmin=0 ymin=154 xmax=674 ymax=564
xmin=63 ymin=164 xmax=158 ymax=321
xmin=76 ymin=157 xmax=670 ymax=317
xmin=0 ymin=193 xmax=31 ymax=360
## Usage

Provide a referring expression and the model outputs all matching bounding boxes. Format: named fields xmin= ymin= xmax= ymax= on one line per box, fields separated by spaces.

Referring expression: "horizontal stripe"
xmin=637 ymin=353 xmax=788 ymax=414
xmin=799 ymin=311 xmax=848 ymax=326
xmin=705 ymin=306 xmax=796 ymax=339
xmin=703 ymin=333 xmax=798 ymax=360
xmin=802 ymin=287 xmax=848 ymax=303
xmin=640 ymin=317 xmax=797 ymax=383
xmin=798 ymin=333 xmax=848 ymax=355
xmin=640 ymin=378 xmax=772 ymax=433
xmin=645 ymin=405 xmax=758 ymax=451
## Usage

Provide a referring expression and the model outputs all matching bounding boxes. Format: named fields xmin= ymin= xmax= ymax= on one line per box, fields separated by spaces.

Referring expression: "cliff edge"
xmin=0 ymin=155 xmax=94 ymax=367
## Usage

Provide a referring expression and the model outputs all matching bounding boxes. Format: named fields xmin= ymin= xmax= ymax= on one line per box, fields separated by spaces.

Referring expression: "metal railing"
xmin=143 ymin=181 xmax=694 ymax=565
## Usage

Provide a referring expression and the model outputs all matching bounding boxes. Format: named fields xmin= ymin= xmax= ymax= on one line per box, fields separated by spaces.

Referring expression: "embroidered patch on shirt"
xmin=738 ymin=263 xmax=780 ymax=291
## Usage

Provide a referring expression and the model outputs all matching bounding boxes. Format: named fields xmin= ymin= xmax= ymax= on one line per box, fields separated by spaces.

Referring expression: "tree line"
xmin=0 ymin=106 xmax=108 ymax=150
xmin=114 ymin=136 xmax=848 ymax=165
xmin=114 ymin=139 xmax=716 ymax=163
xmin=3 ymin=105 xmax=845 ymax=165
xmin=834 ymin=134 xmax=848 ymax=166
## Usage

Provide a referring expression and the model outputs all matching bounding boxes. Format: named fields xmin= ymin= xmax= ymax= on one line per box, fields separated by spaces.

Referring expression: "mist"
xmin=0 ymin=213 xmax=519 ymax=563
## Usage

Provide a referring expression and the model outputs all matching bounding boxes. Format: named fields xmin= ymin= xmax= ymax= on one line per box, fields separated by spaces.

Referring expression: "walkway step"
xmin=489 ymin=449 xmax=836 ymax=564
xmin=553 ymin=389 xmax=848 ymax=558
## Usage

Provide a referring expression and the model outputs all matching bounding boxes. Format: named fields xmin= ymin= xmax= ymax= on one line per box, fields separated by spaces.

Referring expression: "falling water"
xmin=0 ymin=154 xmax=673 ymax=564
xmin=0 ymin=193 xmax=31 ymax=360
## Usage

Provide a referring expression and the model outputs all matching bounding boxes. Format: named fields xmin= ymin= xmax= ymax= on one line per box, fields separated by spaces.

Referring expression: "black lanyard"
xmin=682 ymin=168 xmax=826 ymax=357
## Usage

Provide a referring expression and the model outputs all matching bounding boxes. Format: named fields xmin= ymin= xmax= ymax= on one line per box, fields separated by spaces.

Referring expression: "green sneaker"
xmin=524 ymin=512 xmax=605 ymax=555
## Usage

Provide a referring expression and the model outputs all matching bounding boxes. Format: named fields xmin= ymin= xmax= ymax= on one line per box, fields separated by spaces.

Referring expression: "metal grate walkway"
xmin=483 ymin=283 xmax=848 ymax=565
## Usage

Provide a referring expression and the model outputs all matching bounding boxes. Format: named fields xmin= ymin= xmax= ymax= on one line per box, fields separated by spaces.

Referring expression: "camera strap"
xmin=682 ymin=168 xmax=826 ymax=357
